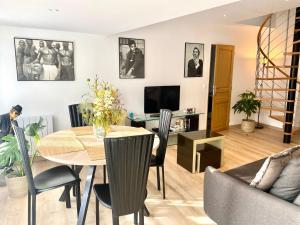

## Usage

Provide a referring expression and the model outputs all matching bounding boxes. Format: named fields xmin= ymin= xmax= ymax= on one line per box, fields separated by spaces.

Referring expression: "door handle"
xmin=212 ymin=85 xmax=215 ymax=96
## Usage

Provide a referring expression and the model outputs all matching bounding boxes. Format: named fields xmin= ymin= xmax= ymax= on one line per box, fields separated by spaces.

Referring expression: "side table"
xmin=177 ymin=130 xmax=224 ymax=173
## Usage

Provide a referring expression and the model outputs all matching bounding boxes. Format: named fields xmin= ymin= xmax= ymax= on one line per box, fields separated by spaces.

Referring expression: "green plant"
xmin=0 ymin=135 xmax=27 ymax=177
xmin=232 ymin=91 xmax=261 ymax=121
xmin=0 ymin=117 xmax=44 ymax=177
xmin=80 ymin=76 xmax=126 ymax=134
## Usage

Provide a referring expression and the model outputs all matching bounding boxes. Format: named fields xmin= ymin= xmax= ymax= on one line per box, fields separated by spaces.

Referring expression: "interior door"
xmin=210 ymin=45 xmax=235 ymax=132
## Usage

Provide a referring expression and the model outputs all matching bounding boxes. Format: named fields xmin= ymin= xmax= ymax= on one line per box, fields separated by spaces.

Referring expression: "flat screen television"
xmin=144 ymin=85 xmax=180 ymax=113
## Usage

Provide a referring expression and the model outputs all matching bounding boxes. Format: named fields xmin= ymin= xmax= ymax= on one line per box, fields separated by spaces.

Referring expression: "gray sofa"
xmin=204 ymin=160 xmax=300 ymax=225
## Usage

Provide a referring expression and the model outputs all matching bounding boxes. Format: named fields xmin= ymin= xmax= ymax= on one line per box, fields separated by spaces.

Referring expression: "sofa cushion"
xmin=269 ymin=157 xmax=300 ymax=202
xmin=250 ymin=145 xmax=300 ymax=190
xmin=225 ymin=159 xmax=265 ymax=184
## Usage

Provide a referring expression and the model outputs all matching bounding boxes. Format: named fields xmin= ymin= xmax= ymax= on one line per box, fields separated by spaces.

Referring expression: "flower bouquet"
xmin=80 ymin=76 xmax=126 ymax=139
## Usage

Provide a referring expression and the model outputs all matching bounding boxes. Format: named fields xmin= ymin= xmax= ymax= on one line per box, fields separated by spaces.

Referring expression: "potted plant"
xmin=0 ymin=118 xmax=44 ymax=197
xmin=232 ymin=91 xmax=261 ymax=133
xmin=80 ymin=77 xmax=126 ymax=139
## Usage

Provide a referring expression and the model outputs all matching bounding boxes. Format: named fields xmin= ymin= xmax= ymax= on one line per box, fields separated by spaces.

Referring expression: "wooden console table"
xmin=177 ymin=130 xmax=224 ymax=173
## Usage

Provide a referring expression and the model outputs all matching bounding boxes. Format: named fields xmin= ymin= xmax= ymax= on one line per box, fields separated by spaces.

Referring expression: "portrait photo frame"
xmin=14 ymin=37 xmax=75 ymax=81
xmin=184 ymin=42 xmax=204 ymax=78
xmin=119 ymin=37 xmax=145 ymax=79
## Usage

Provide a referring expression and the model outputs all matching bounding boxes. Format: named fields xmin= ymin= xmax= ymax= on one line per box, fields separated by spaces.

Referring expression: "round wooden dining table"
xmin=38 ymin=125 xmax=160 ymax=225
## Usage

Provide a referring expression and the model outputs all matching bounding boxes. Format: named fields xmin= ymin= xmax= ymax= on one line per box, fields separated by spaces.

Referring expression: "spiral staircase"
xmin=255 ymin=7 xmax=300 ymax=143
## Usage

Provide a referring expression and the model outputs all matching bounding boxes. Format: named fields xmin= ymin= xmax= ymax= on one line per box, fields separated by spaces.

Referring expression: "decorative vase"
xmin=93 ymin=124 xmax=106 ymax=140
xmin=5 ymin=175 xmax=28 ymax=198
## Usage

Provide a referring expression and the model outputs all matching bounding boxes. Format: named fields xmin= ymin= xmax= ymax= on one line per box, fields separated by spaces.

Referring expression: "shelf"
xmin=128 ymin=110 xmax=203 ymax=122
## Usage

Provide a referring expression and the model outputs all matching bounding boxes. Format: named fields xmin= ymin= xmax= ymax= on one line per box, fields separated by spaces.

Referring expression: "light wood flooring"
xmin=0 ymin=125 xmax=299 ymax=225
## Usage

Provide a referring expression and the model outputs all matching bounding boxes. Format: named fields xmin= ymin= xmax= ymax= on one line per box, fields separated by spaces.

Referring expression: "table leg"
xmin=144 ymin=204 xmax=150 ymax=217
xmin=59 ymin=165 xmax=83 ymax=202
xmin=77 ymin=166 xmax=96 ymax=225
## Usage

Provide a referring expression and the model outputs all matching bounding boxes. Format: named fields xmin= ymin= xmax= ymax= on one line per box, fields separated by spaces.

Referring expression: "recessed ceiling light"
xmin=224 ymin=14 xmax=227 ymax=17
xmin=48 ymin=8 xmax=60 ymax=12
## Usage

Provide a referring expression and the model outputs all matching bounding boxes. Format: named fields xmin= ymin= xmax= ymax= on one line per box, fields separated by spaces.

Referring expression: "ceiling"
xmin=0 ymin=0 xmax=299 ymax=35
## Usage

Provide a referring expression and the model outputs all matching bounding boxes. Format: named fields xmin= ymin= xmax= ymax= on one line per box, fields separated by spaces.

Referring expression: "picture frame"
xmin=119 ymin=37 xmax=145 ymax=79
xmin=14 ymin=37 xmax=75 ymax=81
xmin=184 ymin=42 xmax=204 ymax=78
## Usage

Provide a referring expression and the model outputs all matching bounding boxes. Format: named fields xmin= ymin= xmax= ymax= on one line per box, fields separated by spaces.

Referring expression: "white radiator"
xmin=17 ymin=115 xmax=53 ymax=154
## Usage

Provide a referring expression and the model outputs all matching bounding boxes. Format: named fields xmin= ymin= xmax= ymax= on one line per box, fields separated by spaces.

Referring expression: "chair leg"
xmin=134 ymin=212 xmax=138 ymax=225
xmin=96 ymin=198 xmax=100 ymax=225
xmin=112 ymin=215 xmax=119 ymax=225
xmin=156 ymin=166 xmax=161 ymax=191
xmin=72 ymin=165 xmax=76 ymax=197
xmin=162 ymin=165 xmax=166 ymax=199
xmin=139 ymin=207 xmax=144 ymax=225
xmin=28 ymin=191 xmax=31 ymax=225
xmin=76 ymin=183 xmax=81 ymax=216
xmin=32 ymin=194 xmax=36 ymax=225
xmin=103 ymin=165 xmax=106 ymax=183
xmin=65 ymin=185 xmax=71 ymax=208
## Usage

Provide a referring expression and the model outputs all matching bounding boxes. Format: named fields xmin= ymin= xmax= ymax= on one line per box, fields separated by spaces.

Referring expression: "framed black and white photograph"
xmin=14 ymin=37 xmax=74 ymax=81
xmin=184 ymin=42 xmax=204 ymax=78
xmin=119 ymin=37 xmax=145 ymax=79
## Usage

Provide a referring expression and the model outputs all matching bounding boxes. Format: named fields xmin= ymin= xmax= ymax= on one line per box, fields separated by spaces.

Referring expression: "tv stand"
xmin=127 ymin=110 xmax=203 ymax=145
xmin=149 ymin=113 xmax=160 ymax=117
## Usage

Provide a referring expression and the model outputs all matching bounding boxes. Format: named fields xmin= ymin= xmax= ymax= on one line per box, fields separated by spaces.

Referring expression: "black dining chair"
xmin=68 ymin=104 xmax=86 ymax=127
xmin=12 ymin=125 xmax=81 ymax=225
xmin=68 ymin=104 xmax=107 ymax=184
xmin=93 ymin=133 xmax=155 ymax=225
xmin=150 ymin=109 xmax=172 ymax=199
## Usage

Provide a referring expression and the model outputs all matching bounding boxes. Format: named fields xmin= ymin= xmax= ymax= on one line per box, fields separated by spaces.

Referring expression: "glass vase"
xmin=93 ymin=124 xmax=106 ymax=140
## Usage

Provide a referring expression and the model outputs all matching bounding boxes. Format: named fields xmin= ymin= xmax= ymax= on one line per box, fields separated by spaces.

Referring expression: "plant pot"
xmin=0 ymin=174 xmax=6 ymax=187
xmin=241 ymin=119 xmax=256 ymax=133
xmin=5 ymin=176 xmax=28 ymax=198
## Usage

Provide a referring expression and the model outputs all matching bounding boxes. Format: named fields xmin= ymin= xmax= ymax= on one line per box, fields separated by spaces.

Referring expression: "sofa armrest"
xmin=204 ymin=166 xmax=300 ymax=225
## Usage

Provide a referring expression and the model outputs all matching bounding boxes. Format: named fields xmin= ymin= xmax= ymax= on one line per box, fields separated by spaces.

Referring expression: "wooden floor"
xmin=0 ymin=125 xmax=299 ymax=225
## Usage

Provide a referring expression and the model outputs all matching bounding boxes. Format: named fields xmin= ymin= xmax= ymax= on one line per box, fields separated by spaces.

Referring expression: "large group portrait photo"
xmin=14 ymin=37 xmax=75 ymax=81
xmin=184 ymin=42 xmax=204 ymax=78
xmin=119 ymin=37 xmax=145 ymax=79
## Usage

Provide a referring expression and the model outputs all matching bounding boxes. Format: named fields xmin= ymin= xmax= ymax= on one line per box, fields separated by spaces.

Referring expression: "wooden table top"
xmin=38 ymin=125 xmax=160 ymax=166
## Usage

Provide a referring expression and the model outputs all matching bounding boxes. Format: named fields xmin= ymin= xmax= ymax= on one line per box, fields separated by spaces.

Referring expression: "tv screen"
xmin=144 ymin=86 xmax=180 ymax=113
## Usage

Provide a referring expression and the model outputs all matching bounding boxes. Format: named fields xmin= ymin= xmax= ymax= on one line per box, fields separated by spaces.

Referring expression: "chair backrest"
xmin=156 ymin=109 xmax=172 ymax=165
xmin=104 ymin=133 xmax=155 ymax=216
xmin=68 ymin=104 xmax=86 ymax=127
xmin=12 ymin=124 xmax=36 ymax=194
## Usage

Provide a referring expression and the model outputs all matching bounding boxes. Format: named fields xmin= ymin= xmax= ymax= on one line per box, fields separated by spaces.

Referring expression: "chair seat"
xmin=94 ymin=184 xmax=112 ymax=208
xmin=94 ymin=184 xmax=148 ymax=209
xmin=34 ymin=165 xmax=79 ymax=193
xmin=150 ymin=154 xmax=157 ymax=166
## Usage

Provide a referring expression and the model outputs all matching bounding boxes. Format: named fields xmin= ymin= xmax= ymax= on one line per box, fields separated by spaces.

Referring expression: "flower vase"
xmin=93 ymin=124 xmax=106 ymax=140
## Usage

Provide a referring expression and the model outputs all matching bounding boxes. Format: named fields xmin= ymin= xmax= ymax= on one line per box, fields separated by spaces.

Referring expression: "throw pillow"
xmin=293 ymin=194 xmax=300 ymax=206
xmin=269 ymin=157 xmax=300 ymax=202
xmin=250 ymin=145 xmax=300 ymax=190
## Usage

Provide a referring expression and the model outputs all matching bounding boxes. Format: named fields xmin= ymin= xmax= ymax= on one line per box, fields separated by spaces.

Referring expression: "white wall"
xmin=0 ymin=13 xmax=259 ymax=131
xmin=0 ymin=26 xmax=105 ymax=130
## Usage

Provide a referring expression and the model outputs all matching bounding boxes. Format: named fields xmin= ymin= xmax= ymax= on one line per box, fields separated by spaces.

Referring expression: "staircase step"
xmin=256 ymin=98 xmax=295 ymax=102
xmin=295 ymin=29 xmax=300 ymax=33
xmin=255 ymin=88 xmax=297 ymax=91
xmin=270 ymin=115 xmax=294 ymax=125
xmin=265 ymin=65 xmax=299 ymax=69
xmin=296 ymin=16 xmax=300 ymax=20
xmin=283 ymin=52 xmax=300 ymax=55
xmin=256 ymin=77 xmax=297 ymax=80
xmin=293 ymin=40 xmax=300 ymax=45
xmin=261 ymin=106 xmax=293 ymax=113
xmin=292 ymin=126 xmax=300 ymax=135
xmin=270 ymin=115 xmax=285 ymax=122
